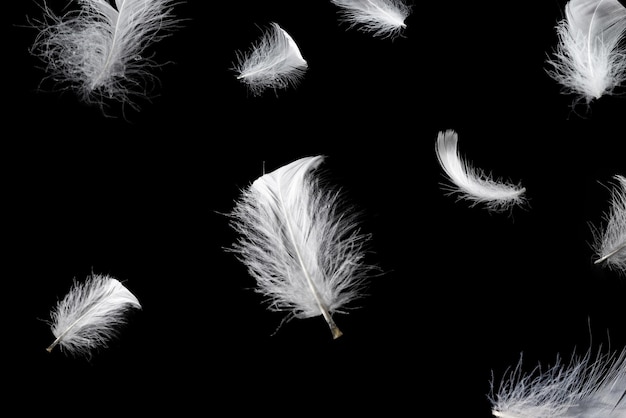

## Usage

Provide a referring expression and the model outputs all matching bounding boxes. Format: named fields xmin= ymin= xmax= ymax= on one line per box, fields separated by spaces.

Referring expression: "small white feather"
xmin=490 ymin=348 xmax=626 ymax=418
xmin=229 ymin=156 xmax=373 ymax=339
xmin=435 ymin=130 xmax=526 ymax=212
xmin=331 ymin=0 xmax=410 ymax=39
xmin=546 ymin=0 xmax=626 ymax=103
xmin=234 ymin=23 xmax=308 ymax=96
xmin=30 ymin=0 xmax=179 ymax=110
xmin=593 ymin=174 xmax=626 ymax=273
xmin=47 ymin=274 xmax=141 ymax=357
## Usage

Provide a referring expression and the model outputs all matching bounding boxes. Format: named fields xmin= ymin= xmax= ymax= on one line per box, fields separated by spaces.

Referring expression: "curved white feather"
xmin=31 ymin=0 xmax=179 ymax=109
xmin=435 ymin=130 xmax=526 ymax=212
xmin=331 ymin=0 xmax=410 ymax=39
xmin=490 ymin=348 xmax=626 ymax=418
xmin=235 ymin=23 xmax=308 ymax=96
xmin=47 ymin=274 xmax=141 ymax=357
xmin=546 ymin=0 xmax=626 ymax=102
xmin=229 ymin=156 xmax=373 ymax=338
xmin=593 ymin=175 xmax=626 ymax=273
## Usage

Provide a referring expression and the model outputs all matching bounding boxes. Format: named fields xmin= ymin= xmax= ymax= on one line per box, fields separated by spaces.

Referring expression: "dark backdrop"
xmin=6 ymin=1 xmax=626 ymax=416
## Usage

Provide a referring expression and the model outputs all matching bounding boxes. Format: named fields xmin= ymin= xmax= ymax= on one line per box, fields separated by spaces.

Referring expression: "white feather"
xmin=234 ymin=23 xmax=308 ymax=96
xmin=30 ymin=0 xmax=179 ymax=109
xmin=47 ymin=274 xmax=141 ymax=357
xmin=331 ymin=0 xmax=411 ymax=38
xmin=229 ymin=156 xmax=373 ymax=339
xmin=331 ymin=0 xmax=410 ymax=39
xmin=593 ymin=174 xmax=626 ymax=273
xmin=546 ymin=0 xmax=626 ymax=103
xmin=490 ymin=348 xmax=626 ymax=418
xmin=435 ymin=130 xmax=526 ymax=212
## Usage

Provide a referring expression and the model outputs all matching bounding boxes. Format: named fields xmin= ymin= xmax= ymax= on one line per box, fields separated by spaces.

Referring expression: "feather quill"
xmin=229 ymin=156 xmax=373 ymax=339
xmin=30 ymin=0 xmax=179 ymax=109
xmin=546 ymin=0 xmax=626 ymax=103
xmin=331 ymin=0 xmax=410 ymax=39
xmin=593 ymin=174 xmax=626 ymax=273
xmin=435 ymin=130 xmax=526 ymax=212
xmin=490 ymin=348 xmax=626 ymax=417
xmin=234 ymin=23 xmax=308 ymax=96
xmin=47 ymin=274 xmax=141 ymax=357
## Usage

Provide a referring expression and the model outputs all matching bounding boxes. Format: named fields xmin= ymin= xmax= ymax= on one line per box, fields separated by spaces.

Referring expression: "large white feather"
xmin=435 ymin=130 xmax=526 ymax=212
xmin=546 ymin=0 xmax=626 ymax=103
xmin=490 ymin=348 xmax=626 ymax=418
xmin=31 ymin=0 xmax=179 ymax=109
xmin=593 ymin=174 xmax=626 ymax=273
xmin=234 ymin=23 xmax=308 ymax=96
xmin=47 ymin=274 xmax=141 ymax=357
xmin=331 ymin=0 xmax=410 ymax=39
xmin=229 ymin=156 xmax=372 ymax=339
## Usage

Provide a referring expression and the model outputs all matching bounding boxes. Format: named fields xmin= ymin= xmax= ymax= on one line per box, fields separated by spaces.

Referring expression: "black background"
xmin=6 ymin=0 xmax=626 ymax=415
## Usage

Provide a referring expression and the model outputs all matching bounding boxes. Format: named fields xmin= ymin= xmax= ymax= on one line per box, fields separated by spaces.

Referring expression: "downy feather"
xmin=47 ymin=274 xmax=141 ymax=357
xmin=546 ymin=0 xmax=626 ymax=103
xmin=593 ymin=174 xmax=626 ymax=273
xmin=331 ymin=0 xmax=410 ymax=39
xmin=30 ymin=0 xmax=179 ymax=110
xmin=234 ymin=23 xmax=308 ymax=96
xmin=490 ymin=348 xmax=626 ymax=418
xmin=229 ymin=156 xmax=373 ymax=339
xmin=435 ymin=130 xmax=526 ymax=212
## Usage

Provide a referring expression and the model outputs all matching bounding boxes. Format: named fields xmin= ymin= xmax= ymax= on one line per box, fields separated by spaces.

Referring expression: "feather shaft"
xmin=594 ymin=241 xmax=626 ymax=264
xmin=616 ymin=388 xmax=626 ymax=410
xmin=47 ymin=314 xmax=88 ymax=352
xmin=89 ymin=0 xmax=127 ymax=90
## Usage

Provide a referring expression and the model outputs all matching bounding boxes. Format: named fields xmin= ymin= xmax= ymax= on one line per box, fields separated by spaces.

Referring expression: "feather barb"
xmin=277 ymin=186 xmax=343 ymax=339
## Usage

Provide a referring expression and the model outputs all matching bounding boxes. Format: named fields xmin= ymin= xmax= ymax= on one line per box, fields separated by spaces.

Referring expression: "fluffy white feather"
xmin=546 ymin=0 xmax=626 ymax=103
xmin=331 ymin=0 xmax=410 ymax=39
xmin=435 ymin=130 xmax=526 ymax=212
xmin=31 ymin=0 xmax=179 ymax=109
xmin=593 ymin=175 xmax=626 ymax=273
xmin=234 ymin=23 xmax=308 ymax=96
xmin=229 ymin=156 xmax=373 ymax=339
xmin=47 ymin=274 xmax=141 ymax=357
xmin=490 ymin=348 xmax=626 ymax=417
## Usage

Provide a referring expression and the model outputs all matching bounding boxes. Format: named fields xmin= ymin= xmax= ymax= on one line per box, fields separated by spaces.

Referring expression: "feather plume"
xmin=30 ymin=0 xmax=179 ymax=110
xmin=229 ymin=156 xmax=373 ymax=339
xmin=489 ymin=348 xmax=626 ymax=417
xmin=546 ymin=0 xmax=626 ymax=103
xmin=435 ymin=130 xmax=526 ymax=212
xmin=331 ymin=0 xmax=410 ymax=39
xmin=234 ymin=23 xmax=308 ymax=96
xmin=47 ymin=274 xmax=141 ymax=357
xmin=593 ymin=175 xmax=626 ymax=273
